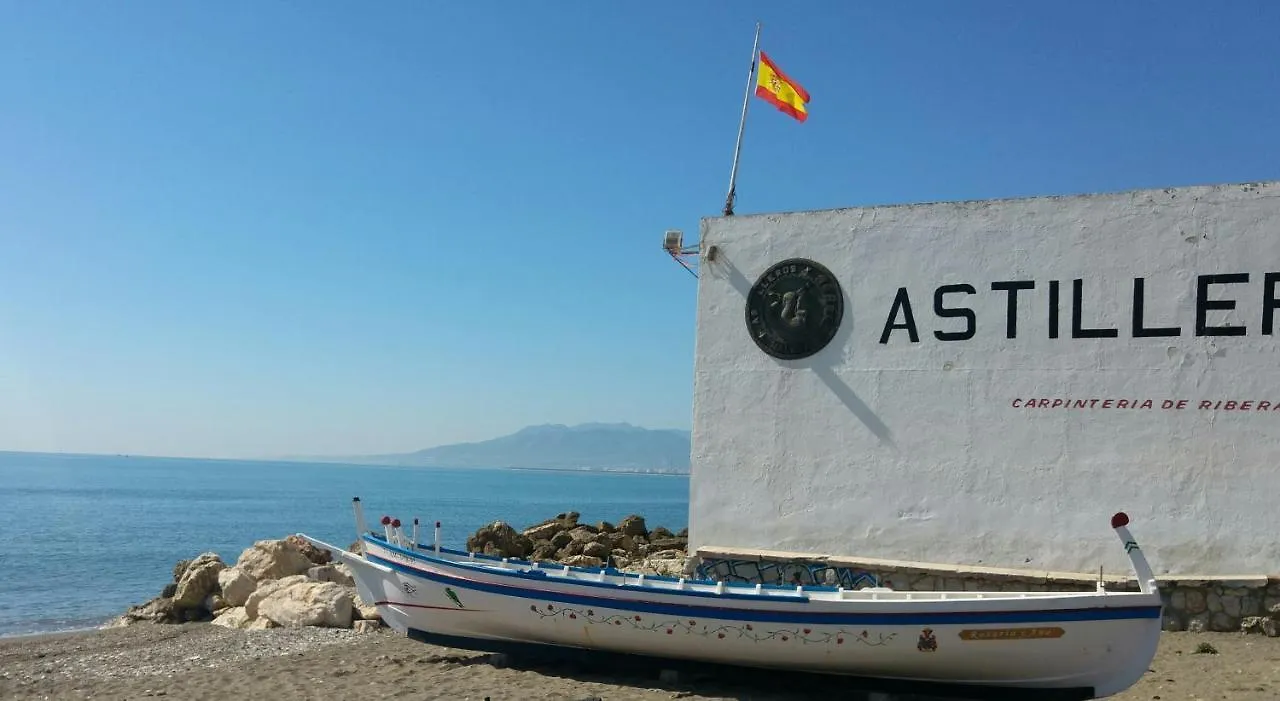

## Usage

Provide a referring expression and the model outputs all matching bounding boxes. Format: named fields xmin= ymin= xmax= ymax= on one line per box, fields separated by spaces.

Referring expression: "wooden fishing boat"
xmin=298 ymin=504 xmax=1161 ymax=699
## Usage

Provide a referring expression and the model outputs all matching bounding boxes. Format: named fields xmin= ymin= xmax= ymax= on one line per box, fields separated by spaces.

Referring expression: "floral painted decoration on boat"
xmin=528 ymin=604 xmax=896 ymax=647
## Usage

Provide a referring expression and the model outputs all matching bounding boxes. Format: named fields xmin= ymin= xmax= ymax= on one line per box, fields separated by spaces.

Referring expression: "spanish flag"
xmin=755 ymin=51 xmax=810 ymax=122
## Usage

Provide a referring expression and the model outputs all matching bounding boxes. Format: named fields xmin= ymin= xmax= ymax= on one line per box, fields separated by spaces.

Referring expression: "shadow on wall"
xmin=710 ymin=251 xmax=897 ymax=450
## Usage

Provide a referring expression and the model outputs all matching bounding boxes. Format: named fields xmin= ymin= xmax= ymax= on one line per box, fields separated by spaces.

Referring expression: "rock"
xmin=307 ymin=564 xmax=355 ymax=588
xmin=677 ymin=527 xmax=688 ymax=538
xmin=618 ymin=515 xmax=647 ymax=538
xmin=115 ymin=596 xmax=176 ymax=625
xmin=172 ymin=559 xmax=192 ymax=582
xmin=1242 ymin=616 xmax=1267 ymax=634
xmin=204 ymin=594 xmax=228 ymax=615
xmin=583 ymin=541 xmax=611 ymax=560
xmin=531 ymin=542 xmax=559 ymax=562
xmin=286 ymin=534 xmax=332 ymax=565
xmin=355 ymin=602 xmax=380 ymax=621
xmin=1223 ymin=594 xmax=1243 ymax=618
xmin=558 ymin=541 xmax=585 ymax=559
xmin=597 ymin=521 xmax=616 ymax=533
xmin=550 ymin=531 xmax=573 ymax=549
xmin=235 ymin=540 xmax=315 ymax=582
xmin=210 ymin=607 xmax=252 ymax=629
xmin=563 ymin=555 xmax=603 ymax=568
xmin=567 ymin=527 xmax=597 ymax=543
xmin=467 ymin=521 xmax=534 ymax=559
xmin=160 ymin=582 xmax=178 ymax=599
xmin=217 ymin=567 xmax=258 ymax=608
xmin=651 ymin=526 xmax=674 ymax=540
xmin=353 ymin=619 xmax=380 ymax=634
xmin=1210 ymin=612 xmax=1237 ymax=632
xmin=1162 ymin=611 xmax=1186 ymax=632
xmin=1265 ymin=619 xmax=1280 ymax=637
xmin=1184 ymin=589 xmax=1207 ymax=614
xmin=1186 ymin=612 xmax=1210 ymax=633
xmin=648 ymin=537 xmax=688 ymax=552
xmin=246 ymin=616 xmax=278 ymax=630
xmin=245 ymin=574 xmax=311 ymax=619
xmin=523 ymin=521 xmax=566 ymax=542
xmin=173 ymin=553 xmax=226 ymax=610
xmin=257 ymin=580 xmax=355 ymax=628
xmin=614 ymin=534 xmax=638 ymax=554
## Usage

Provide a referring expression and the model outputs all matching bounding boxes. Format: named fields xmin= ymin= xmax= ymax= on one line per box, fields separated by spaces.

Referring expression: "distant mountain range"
xmin=291 ymin=423 xmax=691 ymax=474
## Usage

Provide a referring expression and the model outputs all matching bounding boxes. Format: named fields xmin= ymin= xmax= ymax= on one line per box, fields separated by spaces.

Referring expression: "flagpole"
xmin=722 ymin=21 xmax=762 ymax=217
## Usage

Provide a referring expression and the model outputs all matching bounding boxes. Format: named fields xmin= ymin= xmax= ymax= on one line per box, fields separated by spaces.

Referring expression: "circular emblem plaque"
xmin=745 ymin=258 xmax=844 ymax=360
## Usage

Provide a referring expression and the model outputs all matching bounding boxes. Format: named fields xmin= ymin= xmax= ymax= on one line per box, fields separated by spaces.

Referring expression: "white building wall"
xmin=689 ymin=181 xmax=1280 ymax=576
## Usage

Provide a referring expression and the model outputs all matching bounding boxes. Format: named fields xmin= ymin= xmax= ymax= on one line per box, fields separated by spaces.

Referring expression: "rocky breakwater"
xmin=108 ymin=535 xmax=382 ymax=633
xmin=466 ymin=511 xmax=691 ymax=577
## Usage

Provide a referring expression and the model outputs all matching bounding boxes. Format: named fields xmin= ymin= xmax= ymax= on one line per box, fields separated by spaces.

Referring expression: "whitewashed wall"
xmin=689 ymin=181 xmax=1280 ymax=575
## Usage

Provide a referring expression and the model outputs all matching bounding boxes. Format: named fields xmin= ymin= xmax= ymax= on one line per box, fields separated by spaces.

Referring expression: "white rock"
xmin=234 ymin=540 xmax=314 ymax=582
xmin=258 ymin=580 xmax=355 ymax=629
xmin=353 ymin=619 xmax=379 ymax=634
xmin=245 ymin=574 xmax=310 ymax=619
xmin=173 ymin=554 xmax=226 ymax=609
xmin=218 ymin=567 xmax=258 ymax=607
xmin=307 ymin=564 xmax=355 ymax=588
xmin=210 ymin=607 xmax=252 ymax=629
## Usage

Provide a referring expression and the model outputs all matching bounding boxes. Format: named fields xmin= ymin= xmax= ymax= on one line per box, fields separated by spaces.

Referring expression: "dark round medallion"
xmin=745 ymin=258 xmax=844 ymax=360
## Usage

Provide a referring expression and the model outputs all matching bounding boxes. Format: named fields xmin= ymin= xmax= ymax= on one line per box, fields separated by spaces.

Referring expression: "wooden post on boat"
xmin=351 ymin=497 xmax=367 ymax=555
xmin=412 ymin=518 xmax=420 ymax=552
xmin=380 ymin=515 xmax=393 ymax=541
xmin=434 ymin=520 xmax=441 ymax=554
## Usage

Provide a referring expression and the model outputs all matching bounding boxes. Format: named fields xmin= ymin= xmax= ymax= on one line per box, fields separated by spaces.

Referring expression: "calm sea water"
xmin=0 ymin=452 xmax=689 ymax=638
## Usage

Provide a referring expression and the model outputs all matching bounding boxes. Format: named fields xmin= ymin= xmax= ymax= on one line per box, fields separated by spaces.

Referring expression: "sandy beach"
xmin=1 ymin=624 xmax=1276 ymax=701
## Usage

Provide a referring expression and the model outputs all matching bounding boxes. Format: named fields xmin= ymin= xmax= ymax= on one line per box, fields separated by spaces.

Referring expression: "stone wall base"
xmin=692 ymin=547 xmax=1280 ymax=634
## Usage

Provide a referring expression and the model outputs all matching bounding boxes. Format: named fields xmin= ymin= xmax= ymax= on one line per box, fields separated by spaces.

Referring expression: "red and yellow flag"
xmin=754 ymin=51 xmax=810 ymax=122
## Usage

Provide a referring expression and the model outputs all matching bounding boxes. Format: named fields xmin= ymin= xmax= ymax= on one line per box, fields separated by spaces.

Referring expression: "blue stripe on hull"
xmin=368 ymin=552 xmax=1162 ymax=627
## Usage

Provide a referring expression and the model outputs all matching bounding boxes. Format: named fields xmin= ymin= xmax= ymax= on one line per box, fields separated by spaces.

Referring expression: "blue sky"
xmin=1 ymin=1 xmax=1277 ymax=458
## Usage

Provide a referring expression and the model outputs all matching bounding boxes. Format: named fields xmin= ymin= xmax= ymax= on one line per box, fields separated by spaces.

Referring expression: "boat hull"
xmin=319 ymin=536 xmax=1161 ymax=698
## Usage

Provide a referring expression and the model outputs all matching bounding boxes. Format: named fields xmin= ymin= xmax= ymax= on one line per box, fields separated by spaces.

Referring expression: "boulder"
xmin=217 ymin=567 xmax=258 ymax=608
xmin=618 ymin=515 xmax=647 ymax=538
xmin=531 ymin=541 xmax=559 ymax=562
xmin=210 ymin=606 xmax=253 ymax=629
xmin=563 ymin=555 xmax=603 ymax=568
xmin=245 ymin=574 xmax=311 ymax=619
xmin=285 ymin=534 xmax=332 ymax=565
xmin=583 ymin=541 xmax=611 ymax=560
xmin=522 ymin=512 xmax=578 ymax=541
xmin=466 ymin=521 xmax=533 ymax=559
xmin=648 ymin=537 xmax=688 ymax=552
xmin=549 ymin=531 xmax=573 ymax=549
xmin=355 ymin=602 xmax=380 ymax=621
xmin=307 ymin=564 xmax=355 ymax=588
xmin=353 ymin=619 xmax=380 ymax=634
xmin=257 ymin=580 xmax=355 ymax=628
xmin=113 ymin=596 xmax=176 ymax=626
xmin=172 ymin=553 xmax=226 ymax=610
xmin=204 ymin=593 xmax=229 ymax=615
xmin=235 ymin=540 xmax=315 ymax=582
xmin=651 ymin=526 xmax=675 ymax=540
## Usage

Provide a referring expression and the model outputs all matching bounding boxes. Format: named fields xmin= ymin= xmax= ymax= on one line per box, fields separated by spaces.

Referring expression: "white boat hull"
xmin=310 ymin=534 xmax=1161 ymax=698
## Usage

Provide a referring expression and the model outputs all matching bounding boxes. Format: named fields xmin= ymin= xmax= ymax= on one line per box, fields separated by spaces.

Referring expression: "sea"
xmin=0 ymin=451 xmax=690 ymax=638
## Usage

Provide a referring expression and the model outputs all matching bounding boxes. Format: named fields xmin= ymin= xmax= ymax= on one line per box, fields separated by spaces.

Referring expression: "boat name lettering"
xmin=958 ymin=627 xmax=1066 ymax=641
